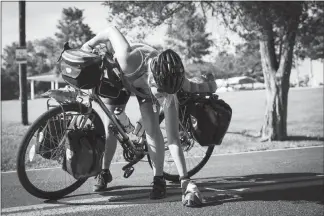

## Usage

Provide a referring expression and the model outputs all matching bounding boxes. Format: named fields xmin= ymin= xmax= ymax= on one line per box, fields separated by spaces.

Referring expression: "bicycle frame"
xmin=89 ymin=92 xmax=147 ymax=158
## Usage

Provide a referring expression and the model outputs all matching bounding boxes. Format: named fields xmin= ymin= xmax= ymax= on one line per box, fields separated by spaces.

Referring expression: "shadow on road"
xmin=47 ymin=172 xmax=324 ymax=208
xmin=196 ymin=172 xmax=324 ymax=207
xmin=285 ymin=136 xmax=324 ymax=141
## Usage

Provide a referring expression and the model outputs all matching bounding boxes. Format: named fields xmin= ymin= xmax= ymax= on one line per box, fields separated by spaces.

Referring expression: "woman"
xmin=81 ymin=25 xmax=216 ymax=207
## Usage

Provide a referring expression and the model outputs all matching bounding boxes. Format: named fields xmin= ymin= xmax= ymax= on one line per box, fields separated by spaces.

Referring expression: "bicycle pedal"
xmin=123 ymin=166 xmax=134 ymax=178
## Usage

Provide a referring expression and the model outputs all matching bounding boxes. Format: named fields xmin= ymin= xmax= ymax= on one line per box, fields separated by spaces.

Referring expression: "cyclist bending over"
xmin=81 ymin=25 xmax=216 ymax=207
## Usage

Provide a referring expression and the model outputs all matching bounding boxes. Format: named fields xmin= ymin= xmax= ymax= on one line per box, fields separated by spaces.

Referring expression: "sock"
xmin=179 ymin=175 xmax=190 ymax=181
xmin=154 ymin=175 xmax=164 ymax=180
xmin=103 ymin=169 xmax=110 ymax=173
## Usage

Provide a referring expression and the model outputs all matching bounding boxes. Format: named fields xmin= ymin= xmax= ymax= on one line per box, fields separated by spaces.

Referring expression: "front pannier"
xmin=187 ymin=97 xmax=232 ymax=146
xmin=59 ymin=49 xmax=102 ymax=89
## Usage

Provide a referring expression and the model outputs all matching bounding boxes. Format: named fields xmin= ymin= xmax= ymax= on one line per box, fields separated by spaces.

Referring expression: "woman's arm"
xmin=82 ymin=25 xmax=141 ymax=74
xmin=84 ymin=25 xmax=130 ymax=55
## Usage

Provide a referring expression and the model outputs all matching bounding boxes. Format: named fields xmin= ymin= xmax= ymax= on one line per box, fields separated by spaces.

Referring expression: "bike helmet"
xmin=150 ymin=49 xmax=185 ymax=94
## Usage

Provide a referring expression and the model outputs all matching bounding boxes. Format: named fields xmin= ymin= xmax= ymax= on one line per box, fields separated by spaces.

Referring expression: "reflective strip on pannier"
xmin=61 ymin=49 xmax=101 ymax=66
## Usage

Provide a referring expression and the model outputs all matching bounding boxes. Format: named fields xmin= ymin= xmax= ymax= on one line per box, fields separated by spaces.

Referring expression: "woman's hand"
xmin=80 ymin=43 xmax=94 ymax=53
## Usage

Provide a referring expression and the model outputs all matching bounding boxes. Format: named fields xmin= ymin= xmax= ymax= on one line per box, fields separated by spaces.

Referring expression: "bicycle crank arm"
xmin=122 ymin=154 xmax=143 ymax=171
xmin=121 ymin=153 xmax=144 ymax=178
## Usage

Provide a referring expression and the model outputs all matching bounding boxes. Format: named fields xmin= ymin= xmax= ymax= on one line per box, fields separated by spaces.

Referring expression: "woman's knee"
xmin=104 ymin=104 xmax=125 ymax=135
xmin=139 ymin=103 xmax=161 ymax=140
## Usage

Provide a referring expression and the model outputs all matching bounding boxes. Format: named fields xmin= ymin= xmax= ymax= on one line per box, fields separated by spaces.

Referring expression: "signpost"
xmin=18 ymin=1 xmax=28 ymax=125
xmin=16 ymin=47 xmax=27 ymax=64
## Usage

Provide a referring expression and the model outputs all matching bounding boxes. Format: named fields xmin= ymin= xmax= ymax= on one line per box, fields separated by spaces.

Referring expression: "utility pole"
xmin=18 ymin=1 xmax=28 ymax=125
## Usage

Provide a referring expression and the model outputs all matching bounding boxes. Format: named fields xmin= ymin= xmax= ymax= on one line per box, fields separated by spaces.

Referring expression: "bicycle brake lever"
xmin=56 ymin=42 xmax=71 ymax=62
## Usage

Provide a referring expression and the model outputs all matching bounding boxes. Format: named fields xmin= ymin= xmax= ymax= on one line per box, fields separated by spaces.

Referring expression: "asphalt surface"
xmin=1 ymin=146 xmax=324 ymax=216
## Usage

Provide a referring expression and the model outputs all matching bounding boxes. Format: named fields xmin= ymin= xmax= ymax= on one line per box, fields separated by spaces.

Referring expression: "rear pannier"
xmin=186 ymin=97 xmax=232 ymax=146
xmin=59 ymin=49 xmax=102 ymax=89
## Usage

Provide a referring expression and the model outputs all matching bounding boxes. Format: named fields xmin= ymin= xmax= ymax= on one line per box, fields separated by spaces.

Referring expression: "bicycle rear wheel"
xmin=16 ymin=103 xmax=105 ymax=200
xmin=148 ymin=113 xmax=215 ymax=182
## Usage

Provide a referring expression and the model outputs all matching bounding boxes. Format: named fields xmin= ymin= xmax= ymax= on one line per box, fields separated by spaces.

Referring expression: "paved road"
xmin=1 ymin=146 xmax=324 ymax=216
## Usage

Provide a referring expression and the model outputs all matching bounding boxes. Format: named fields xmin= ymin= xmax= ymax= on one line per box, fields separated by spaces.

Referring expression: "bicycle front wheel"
xmin=16 ymin=103 xmax=105 ymax=200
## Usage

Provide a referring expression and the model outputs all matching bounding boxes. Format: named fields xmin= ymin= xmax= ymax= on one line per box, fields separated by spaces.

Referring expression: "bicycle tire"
xmin=147 ymin=112 xmax=215 ymax=182
xmin=17 ymin=103 xmax=105 ymax=200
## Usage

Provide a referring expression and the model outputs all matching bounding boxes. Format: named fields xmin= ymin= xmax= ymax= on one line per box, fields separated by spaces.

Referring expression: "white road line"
xmin=3 ymin=203 xmax=137 ymax=216
xmin=210 ymin=145 xmax=324 ymax=157
xmin=2 ymin=145 xmax=323 ymax=174
xmin=204 ymin=187 xmax=227 ymax=192
xmin=232 ymin=188 xmax=249 ymax=192
xmin=1 ymin=196 xmax=115 ymax=214
xmin=1 ymin=197 xmax=132 ymax=213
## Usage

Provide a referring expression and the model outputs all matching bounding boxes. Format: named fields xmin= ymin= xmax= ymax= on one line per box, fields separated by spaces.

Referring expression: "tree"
xmin=55 ymin=7 xmax=95 ymax=48
xmin=102 ymin=2 xmax=193 ymax=43
xmin=1 ymin=67 xmax=20 ymax=100
xmin=295 ymin=2 xmax=324 ymax=60
xmin=212 ymin=2 xmax=305 ymax=141
xmin=1 ymin=40 xmax=55 ymax=100
xmin=1 ymin=41 xmax=36 ymax=100
xmin=34 ymin=37 xmax=62 ymax=75
xmin=166 ymin=5 xmax=212 ymax=63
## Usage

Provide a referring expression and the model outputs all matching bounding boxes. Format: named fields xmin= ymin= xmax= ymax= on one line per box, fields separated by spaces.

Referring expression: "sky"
xmin=1 ymin=1 xmax=241 ymax=56
xmin=1 ymin=1 xmax=118 ymax=46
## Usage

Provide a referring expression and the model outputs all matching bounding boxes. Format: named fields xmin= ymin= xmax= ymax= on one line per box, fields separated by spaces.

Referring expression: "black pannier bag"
xmin=62 ymin=128 xmax=105 ymax=180
xmin=186 ymin=97 xmax=232 ymax=146
xmin=59 ymin=49 xmax=102 ymax=89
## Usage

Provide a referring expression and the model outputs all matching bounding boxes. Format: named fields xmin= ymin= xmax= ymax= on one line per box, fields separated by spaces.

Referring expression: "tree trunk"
xmin=296 ymin=56 xmax=300 ymax=87
xmin=259 ymin=40 xmax=287 ymax=141
xmin=259 ymin=7 xmax=301 ymax=141
xmin=309 ymin=59 xmax=315 ymax=87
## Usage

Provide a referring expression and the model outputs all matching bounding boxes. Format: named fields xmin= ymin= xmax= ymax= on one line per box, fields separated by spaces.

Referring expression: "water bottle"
xmin=114 ymin=108 xmax=134 ymax=134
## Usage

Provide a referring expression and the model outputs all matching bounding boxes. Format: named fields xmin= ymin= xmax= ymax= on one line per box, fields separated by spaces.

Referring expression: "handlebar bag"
xmin=59 ymin=49 xmax=102 ymax=89
xmin=187 ymin=98 xmax=232 ymax=146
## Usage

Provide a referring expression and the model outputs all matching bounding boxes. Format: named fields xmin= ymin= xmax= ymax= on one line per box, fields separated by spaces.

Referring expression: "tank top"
xmin=120 ymin=43 xmax=159 ymax=99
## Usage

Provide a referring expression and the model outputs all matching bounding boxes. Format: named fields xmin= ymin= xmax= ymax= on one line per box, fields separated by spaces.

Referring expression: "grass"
xmin=1 ymin=87 xmax=323 ymax=171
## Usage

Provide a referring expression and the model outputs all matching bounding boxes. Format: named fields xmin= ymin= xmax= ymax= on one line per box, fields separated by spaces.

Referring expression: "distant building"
xmin=27 ymin=72 xmax=65 ymax=100
xmin=291 ymin=58 xmax=324 ymax=87
xmin=216 ymin=76 xmax=265 ymax=92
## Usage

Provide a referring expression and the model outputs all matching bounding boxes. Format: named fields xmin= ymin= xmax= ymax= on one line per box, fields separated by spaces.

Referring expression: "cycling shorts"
xmin=100 ymin=89 xmax=152 ymax=106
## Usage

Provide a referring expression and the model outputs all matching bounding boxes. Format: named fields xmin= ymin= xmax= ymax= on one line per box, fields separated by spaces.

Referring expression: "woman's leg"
xmin=93 ymin=89 xmax=130 ymax=191
xmin=93 ymin=104 xmax=126 ymax=192
xmin=102 ymin=104 xmax=126 ymax=170
xmin=164 ymin=97 xmax=203 ymax=207
xmin=98 ymin=90 xmax=131 ymax=170
xmin=163 ymin=98 xmax=187 ymax=178
xmin=138 ymin=102 xmax=164 ymax=176
xmin=138 ymin=101 xmax=167 ymax=199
